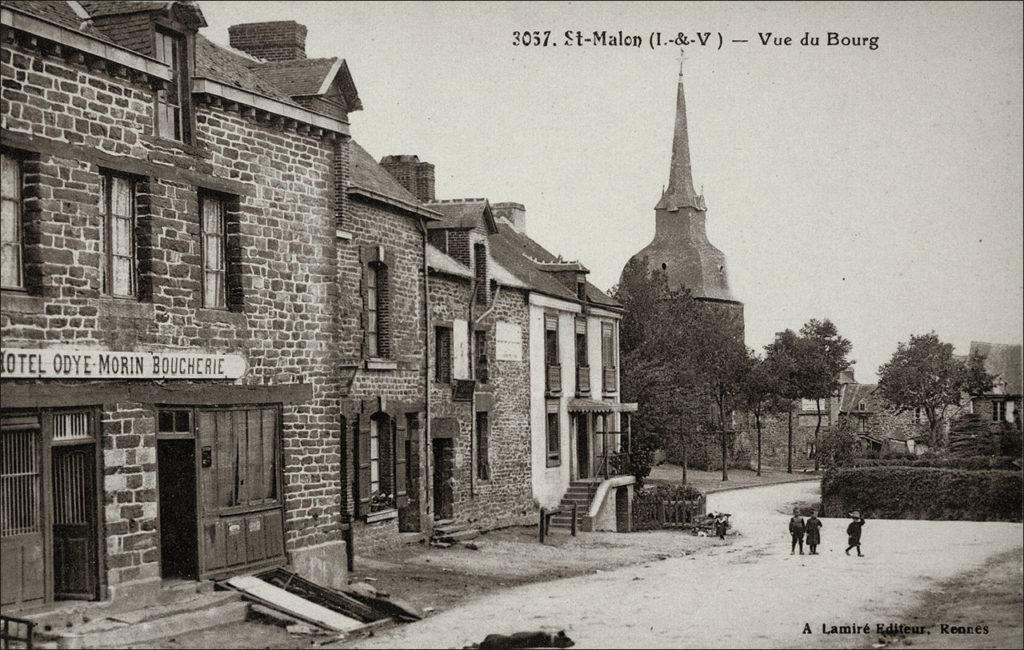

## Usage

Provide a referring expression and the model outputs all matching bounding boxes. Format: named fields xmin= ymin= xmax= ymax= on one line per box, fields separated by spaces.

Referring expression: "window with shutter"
xmin=153 ymin=29 xmax=190 ymax=143
xmin=435 ymin=326 xmax=453 ymax=383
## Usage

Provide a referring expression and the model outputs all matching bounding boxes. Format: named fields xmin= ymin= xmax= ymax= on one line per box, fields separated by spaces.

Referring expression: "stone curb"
xmin=701 ymin=475 xmax=820 ymax=495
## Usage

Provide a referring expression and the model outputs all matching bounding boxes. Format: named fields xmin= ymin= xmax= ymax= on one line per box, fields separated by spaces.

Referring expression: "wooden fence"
xmin=655 ymin=495 xmax=706 ymax=528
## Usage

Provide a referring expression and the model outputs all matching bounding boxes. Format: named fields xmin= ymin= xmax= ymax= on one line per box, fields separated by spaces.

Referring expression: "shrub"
xmin=820 ymin=466 xmax=1022 ymax=521
xmin=840 ymin=456 xmax=1020 ymax=470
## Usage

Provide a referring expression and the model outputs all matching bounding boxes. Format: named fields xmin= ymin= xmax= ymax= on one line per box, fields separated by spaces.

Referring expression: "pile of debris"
xmin=221 ymin=568 xmax=421 ymax=643
xmin=689 ymin=511 xmax=733 ymax=537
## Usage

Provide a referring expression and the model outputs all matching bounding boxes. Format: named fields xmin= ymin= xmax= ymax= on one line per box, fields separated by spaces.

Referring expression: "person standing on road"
xmin=788 ymin=509 xmax=806 ymax=555
xmin=845 ymin=511 xmax=865 ymax=556
xmin=805 ymin=512 xmax=822 ymax=555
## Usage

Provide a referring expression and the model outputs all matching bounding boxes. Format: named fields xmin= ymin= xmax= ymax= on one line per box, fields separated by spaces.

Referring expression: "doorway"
xmin=51 ymin=444 xmax=98 ymax=600
xmin=575 ymin=415 xmax=590 ymax=479
xmin=157 ymin=439 xmax=198 ymax=580
xmin=431 ymin=438 xmax=454 ymax=521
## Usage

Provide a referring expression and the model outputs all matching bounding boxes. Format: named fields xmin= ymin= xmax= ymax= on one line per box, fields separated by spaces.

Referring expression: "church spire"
xmin=656 ymin=54 xmax=706 ymax=212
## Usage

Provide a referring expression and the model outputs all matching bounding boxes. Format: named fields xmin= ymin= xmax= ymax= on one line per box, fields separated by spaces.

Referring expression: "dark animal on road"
xmin=464 ymin=629 xmax=576 ymax=649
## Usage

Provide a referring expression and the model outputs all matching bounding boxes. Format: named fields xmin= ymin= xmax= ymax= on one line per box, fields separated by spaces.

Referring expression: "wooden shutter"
xmin=356 ymin=416 xmax=371 ymax=516
xmin=394 ymin=419 xmax=407 ymax=507
xmin=477 ymin=412 xmax=489 ymax=480
xmin=358 ymin=246 xmax=370 ymax=358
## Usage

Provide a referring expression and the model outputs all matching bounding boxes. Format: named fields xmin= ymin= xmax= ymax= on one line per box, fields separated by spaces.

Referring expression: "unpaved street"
xmin=346 ymin=482 xmax=1023 ymax=649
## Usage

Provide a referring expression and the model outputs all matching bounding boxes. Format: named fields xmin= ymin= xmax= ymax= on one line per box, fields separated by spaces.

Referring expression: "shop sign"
xmin=0 ymin=348 xmax=248 ymax=380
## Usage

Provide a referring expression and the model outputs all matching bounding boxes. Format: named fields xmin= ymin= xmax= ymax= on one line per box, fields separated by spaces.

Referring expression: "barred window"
xmin=201 ymin=195 xmax=226 ymax=308
xmin=100 ymin=172 xmax=136 ymax=298
xmin=1 ymin=152 xmax=23 ymax=289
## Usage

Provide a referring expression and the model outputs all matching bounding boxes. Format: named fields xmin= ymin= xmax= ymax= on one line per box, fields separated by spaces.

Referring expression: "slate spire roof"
xmin=655 ymin=65 xmax=706 ymax=213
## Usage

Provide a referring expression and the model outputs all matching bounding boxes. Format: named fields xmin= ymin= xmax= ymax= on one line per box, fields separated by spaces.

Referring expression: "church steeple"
xmin=655 ymin=56 xmax=706 ymax=212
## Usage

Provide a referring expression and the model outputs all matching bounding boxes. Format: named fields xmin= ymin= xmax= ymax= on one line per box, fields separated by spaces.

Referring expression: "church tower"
xmin=623 ymin=62 xmax=744 ymax=331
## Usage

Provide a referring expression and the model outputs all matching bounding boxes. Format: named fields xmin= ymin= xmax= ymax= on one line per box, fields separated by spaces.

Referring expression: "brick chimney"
xmin=380 ymin=155 xmax=435 ymax=203
xmin=492 ymin=202 xmax=526 ymax=232
xmin=228 ymin=21 xmax=307 ymax=61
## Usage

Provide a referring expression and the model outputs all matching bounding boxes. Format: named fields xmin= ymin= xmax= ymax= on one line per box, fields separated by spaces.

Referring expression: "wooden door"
xmin=1 ymin=417 xmax=46 ymax=609
xmin=575 ymin=415 xmax=590 ymax=479
xmin=431 ymin=439 xmax=453 ymax=521
xmin=52 ymin=445 xmax=97 ymax=600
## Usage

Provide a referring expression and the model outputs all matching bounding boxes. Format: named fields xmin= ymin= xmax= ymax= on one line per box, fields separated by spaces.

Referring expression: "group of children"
xmin=787 ymin=509 xmax=866 ymax=556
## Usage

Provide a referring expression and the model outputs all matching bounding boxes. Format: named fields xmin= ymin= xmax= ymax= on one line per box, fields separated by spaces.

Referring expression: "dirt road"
xmin=346 ymin=482 xmax=1023 ymax=649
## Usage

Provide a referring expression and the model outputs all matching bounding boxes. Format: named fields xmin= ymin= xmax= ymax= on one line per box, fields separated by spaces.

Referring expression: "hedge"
xmin=821 ymin=467 xmax=1022 ymax=521
xmin=841 ymin=456 xmax=1021 ymax=471
xmin=633 ymin=484 xmax=704 ymax=531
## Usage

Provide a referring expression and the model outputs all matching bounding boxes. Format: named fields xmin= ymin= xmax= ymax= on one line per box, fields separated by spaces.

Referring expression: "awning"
xmin=568 ymin=399 xmax=639 ymax=414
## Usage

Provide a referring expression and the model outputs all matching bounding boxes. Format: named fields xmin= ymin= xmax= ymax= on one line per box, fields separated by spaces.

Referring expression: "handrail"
xmin=587 ymin=474 xmax=635 ymax=520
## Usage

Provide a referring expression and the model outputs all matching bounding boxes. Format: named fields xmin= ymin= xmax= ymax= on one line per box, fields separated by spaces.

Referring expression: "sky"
xmin=200 ymin=1 xmax=1024 ymax=382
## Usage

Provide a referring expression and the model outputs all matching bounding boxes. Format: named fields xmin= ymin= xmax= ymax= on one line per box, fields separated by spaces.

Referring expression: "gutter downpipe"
xmin=419 ymin=218 xmax=433 ymax=531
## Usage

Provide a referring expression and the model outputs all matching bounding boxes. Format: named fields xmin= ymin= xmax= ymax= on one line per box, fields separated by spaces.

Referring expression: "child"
xmin=788 ymin=508 xmax=805 ymax=555
xmin=805 ymin=512 xmax=822 ymax=555
xmin=845 ymin=511 xmax=865 ymax=556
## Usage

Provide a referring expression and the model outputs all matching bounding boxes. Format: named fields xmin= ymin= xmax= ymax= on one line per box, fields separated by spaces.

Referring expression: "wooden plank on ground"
xmin=224 ymin=576 xmax=365 ymax=632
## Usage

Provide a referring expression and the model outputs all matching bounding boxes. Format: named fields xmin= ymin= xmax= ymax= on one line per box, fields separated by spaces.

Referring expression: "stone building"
xmin=1 ymin=2 xmax=358 ymax=611
xmin=622 ymin=65 xmax=744 ymax=333
xmin=966 ymin=341 xmax=1022 ymax=431
xmin=488 ymin=205 xmax=637 ymax=526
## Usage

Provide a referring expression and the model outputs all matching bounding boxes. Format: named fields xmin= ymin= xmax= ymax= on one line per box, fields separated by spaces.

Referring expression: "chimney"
xmin=380 ymin=155 xmax=435 ymax=203
xmin=228 ymin=21 xmax=307 ymax=62
xmin=492 ymin=202 xmax=526 ymax=232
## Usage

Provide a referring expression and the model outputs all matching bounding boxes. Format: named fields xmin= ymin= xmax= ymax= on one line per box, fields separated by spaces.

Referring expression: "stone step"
xmin=40 ymin=591 xmax=247 ymax=649
xmin=434 ymin=528 xmax=480 ymax=543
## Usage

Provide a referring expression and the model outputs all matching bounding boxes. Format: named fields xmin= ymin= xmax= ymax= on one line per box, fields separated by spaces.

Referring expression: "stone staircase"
xmin=430 ymin=518 xmax=480 ymax=547
xmin=27 ymin=581 xmax=247 ymax=649
xmin=548 ymin=480 xmax=599 ymax=530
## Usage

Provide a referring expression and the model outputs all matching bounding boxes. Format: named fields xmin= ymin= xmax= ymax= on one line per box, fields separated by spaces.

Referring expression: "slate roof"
xmin=249 ymin=58 xmax=337 ymax=97
xmin=970 ymin=341 xmax=1023 ymax=396
xmin=192 ymin=34 xmax=302 ymax=105
xmin=839 ymin=383 xmax=882 ymax=414
xmin=78 ymin=1 xmax=172 ymax=17
xmin=425 ymin=199 xmax=492 ymax=230
xmin=489 ymin=222 xmax=621 ymax=310
xmin=349 ymin=142 xmax=421 ymax=205
xmin=5 ymin=1 xmax=110 ymax=39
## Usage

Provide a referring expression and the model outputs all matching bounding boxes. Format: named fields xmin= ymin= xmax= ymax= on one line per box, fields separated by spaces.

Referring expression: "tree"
xmin=876 ymin=332 xmax=994 ymax=447
xmin=614 ymin=257 xmax=704 ymax=484
xmin=614 ymin=257 xmax=749 ymax=484
xmin=798 ymin=319 xmax=853 ymax=471
xmin=740 ymin=351 xmax=788 ymax=476
xmin=764 ymin=330 xmax=803 ymax=473
xmin=947 ymin=414 xmax=998 ymax=457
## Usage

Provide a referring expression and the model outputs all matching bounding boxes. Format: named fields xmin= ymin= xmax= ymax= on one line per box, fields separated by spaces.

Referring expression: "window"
xmin=546 ymin=402 xmax=560 ymax=466
xmin=369 ymin=416 xmax=381 ymax=496
xmin=1 ymin=152 xmax=24 ymax=289
xmin=601 ymin=321 xmax=617 ymax=393
xmin=473 ymin=242 xmax=487 ymax=304
xmin=435 ymin=325 xmax=453 ymax=383
xmin=474 ymin=328 xmax=489 ymax=384
xmin=157 ymin=409 xmax=192 ymax=435
xmin=366 ymin=264 xmax=386 ymax=357
xmin=201 ymin=195 xmax=227 ymax=308
xmin=476 ymin=411 xmax=489 ymax=480
xmin=100 ymin=171 xmax=137 ymax=298
xmin=575 ymin=319 xmax=587 ymax=368
xmin=993 ymin=401 xmax=1006 ymax=422
xmin=545 ymin=314 xmax=560 ymax=395
xmin=153 ymin=29 xmax=189 ymax=142
xmin=858 ymin=401 xmax=866 ymax=412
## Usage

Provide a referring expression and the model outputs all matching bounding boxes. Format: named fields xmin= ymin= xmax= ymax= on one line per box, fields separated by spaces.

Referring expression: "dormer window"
xmin=154 ymin=29 xmax=190 ymax=143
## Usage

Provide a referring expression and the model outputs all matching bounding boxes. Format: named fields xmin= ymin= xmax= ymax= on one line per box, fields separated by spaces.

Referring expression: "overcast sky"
xmin=202 ymin=1 xmax=1023 ymax=382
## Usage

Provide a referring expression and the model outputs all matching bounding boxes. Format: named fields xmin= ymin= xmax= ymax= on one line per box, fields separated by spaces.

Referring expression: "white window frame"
xmin=1 ymin=152 xmax=24 ymax=289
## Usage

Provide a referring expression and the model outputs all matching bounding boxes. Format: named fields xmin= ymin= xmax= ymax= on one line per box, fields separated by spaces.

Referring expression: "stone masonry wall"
xmin=429 ymin=272 xmax=536 ymax=531
xmin=1 ymin=38 xmax=343 ymax=596
xmin=338 ymin=195 xmax=426 ymax=552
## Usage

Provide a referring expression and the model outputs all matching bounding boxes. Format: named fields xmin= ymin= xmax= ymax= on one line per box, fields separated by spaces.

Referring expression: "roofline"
xmin=2 ymin=5 xmax=173 ymax=81
xmin=191 ymin=77 xmax=349 ymax=135
xmin=347 ymin=185 xmax=442 ymax=220
xmin=317 ymin=58 xmax=343 ymax=95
